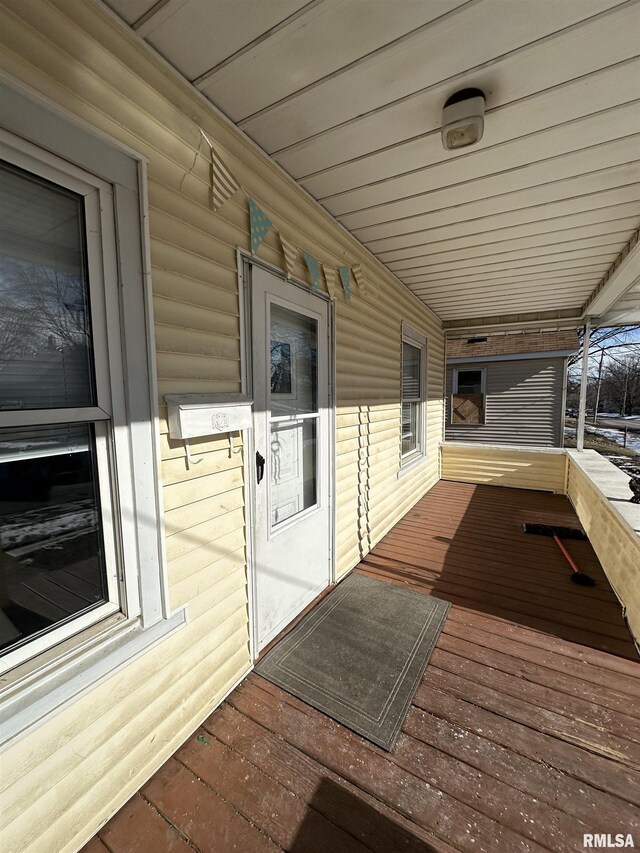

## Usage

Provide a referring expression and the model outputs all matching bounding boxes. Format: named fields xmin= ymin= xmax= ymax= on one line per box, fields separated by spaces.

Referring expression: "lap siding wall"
xmin=441 ymin=444 xmax=568 ymax=492
xmin=0 ymin=2 xmax=444 ymax=851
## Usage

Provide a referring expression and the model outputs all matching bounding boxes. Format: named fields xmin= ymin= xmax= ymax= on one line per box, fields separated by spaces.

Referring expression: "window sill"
xmin=398 ymin=452 xmax=428 ymax=479
xmin=0 ymin=606 xmax=188 ymax=752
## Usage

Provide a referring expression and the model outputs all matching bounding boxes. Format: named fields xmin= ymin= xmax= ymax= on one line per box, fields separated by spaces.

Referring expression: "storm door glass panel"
xmin=0 ymin=162 xmax=95 ymax=411
xmin=0 ymin=423 xmax=108 ymax=655
xmin=269 ymin=303 xmax=318 ymax=527
xmin=270 ymin=304 xmax=317 ymax=417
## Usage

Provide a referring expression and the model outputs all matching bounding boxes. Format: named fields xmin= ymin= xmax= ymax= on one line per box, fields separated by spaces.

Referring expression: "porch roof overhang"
xmin=104 ymin=0 xmax=640 ymax=333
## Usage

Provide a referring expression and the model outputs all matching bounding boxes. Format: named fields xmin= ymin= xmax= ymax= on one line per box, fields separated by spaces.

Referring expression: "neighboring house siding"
xmin=0 ymin=3 xmax=444 ymax=852
xmin=445 ymin=358 xmax=565 ymax=447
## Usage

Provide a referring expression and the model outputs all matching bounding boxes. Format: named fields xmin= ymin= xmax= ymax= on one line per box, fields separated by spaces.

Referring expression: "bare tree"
xmin=0 ymin=260 xmax=90 ymax=358
xmin=600 ymin=354 xmax=640 ymax=416
xmin=569 ymin=324 xmax=640 ymax=368
xmin=0 ymin=300 xmax=33 ymax=357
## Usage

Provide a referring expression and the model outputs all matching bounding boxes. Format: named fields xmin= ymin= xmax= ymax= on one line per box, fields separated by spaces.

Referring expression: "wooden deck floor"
xmin=85 ymin=482 xmax=640 ymax=853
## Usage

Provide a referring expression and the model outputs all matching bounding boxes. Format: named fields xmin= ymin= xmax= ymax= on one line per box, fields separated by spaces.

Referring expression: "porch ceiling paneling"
xmin=104 ymin=0 xmax=640 ymax=325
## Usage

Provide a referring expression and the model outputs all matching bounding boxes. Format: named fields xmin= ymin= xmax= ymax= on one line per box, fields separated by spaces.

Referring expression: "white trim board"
xmin=447 ymin=349 xmax=577 ymax=364
xmin=0 ymin=609 xmax=187 ymax=752
xmin=441 ymin=440 xmax=566 ymax=454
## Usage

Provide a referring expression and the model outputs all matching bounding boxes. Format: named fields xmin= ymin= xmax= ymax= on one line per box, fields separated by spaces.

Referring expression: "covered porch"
xmin=1 ymin=3 xmax=640 ymax=851
xmin=84 ymin=478 xmax=639 ymax=853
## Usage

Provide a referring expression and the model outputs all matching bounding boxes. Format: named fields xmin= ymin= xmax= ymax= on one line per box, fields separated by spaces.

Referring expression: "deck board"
xmin=174 ymin=733 xmax=370 ymax=853
xmin=143 ymin=758 xmax=281 ymax=852
xmin=88 ymin=482 xmax=640 ymax=853
xmin=97 ymin=794 xmax=192 ymax=853
xmin=201 ymin=704 xmax=454 ymax=853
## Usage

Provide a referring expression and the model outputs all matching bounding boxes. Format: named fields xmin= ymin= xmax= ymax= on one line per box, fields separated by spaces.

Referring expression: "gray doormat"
xmin=255 ymin=572 xmax=450 ymax=751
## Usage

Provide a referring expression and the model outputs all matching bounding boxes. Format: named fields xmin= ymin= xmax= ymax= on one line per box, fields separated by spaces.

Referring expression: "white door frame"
xmin=236 ymin=249 xmax=336 ymax=662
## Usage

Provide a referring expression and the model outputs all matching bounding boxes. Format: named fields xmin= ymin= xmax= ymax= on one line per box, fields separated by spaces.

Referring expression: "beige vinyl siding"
xmin=441 ymin=443 xmax=568 ymax=492
xmin=0 ymin=2 xmax=444 ymax=851
xmin=335 ymin=296 xmax=443 ymax=575
xmin=445 ymin=357 xmax=566 ymax=446
xmin=566 ymin=452 xmax=640 ymax=646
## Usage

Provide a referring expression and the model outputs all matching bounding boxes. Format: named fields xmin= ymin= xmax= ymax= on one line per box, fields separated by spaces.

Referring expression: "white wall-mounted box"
xmin=165 ymin=394 xmax=253 ymax=440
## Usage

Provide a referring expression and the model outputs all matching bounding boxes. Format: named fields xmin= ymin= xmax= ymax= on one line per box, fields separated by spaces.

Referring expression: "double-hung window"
xmin=0 ymin=154 xmax=123 ymax=671
xmin=400 ymin=324 xmax=427 ymax=468
xmin=0 ymin=85 xmax=183 ymax=746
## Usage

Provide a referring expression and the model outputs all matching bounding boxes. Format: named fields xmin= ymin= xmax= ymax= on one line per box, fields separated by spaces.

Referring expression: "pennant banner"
xmin=280 ymin=233 xmax=298 ymax=279
xmin=248 ymin=198 xmax=273 ymax=254
xmin=302 ymin=252 xmax=322 ymax=293
xmin=203 ymin=140 xmax=366 ymax=302
xmin=323 ymin=265 xmax=337 ymax=300
xmin=338 ymin=266 xmax=351 ymax=301
xmin=351 ymin=263 xmax=367 ymax=293
xmin=210 ymin=146 xmax=240 ymax=211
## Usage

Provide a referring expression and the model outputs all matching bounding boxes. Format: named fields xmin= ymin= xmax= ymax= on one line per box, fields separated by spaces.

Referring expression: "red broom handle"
xmin=552 ymin=533 xmax=581 ymax=575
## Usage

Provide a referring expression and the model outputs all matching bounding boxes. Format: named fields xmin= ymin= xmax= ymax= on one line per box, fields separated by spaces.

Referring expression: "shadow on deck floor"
xmin=84 ymin=481 xmax=640 ymax=853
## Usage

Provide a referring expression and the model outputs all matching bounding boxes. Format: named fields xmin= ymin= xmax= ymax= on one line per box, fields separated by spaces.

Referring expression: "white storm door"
xmin=251 ymin=265 xmax=331 ymax=651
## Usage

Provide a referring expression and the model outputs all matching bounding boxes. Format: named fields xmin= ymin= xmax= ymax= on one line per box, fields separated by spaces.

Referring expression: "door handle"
xmin=256 ymin=451 xmax=265 ymax=484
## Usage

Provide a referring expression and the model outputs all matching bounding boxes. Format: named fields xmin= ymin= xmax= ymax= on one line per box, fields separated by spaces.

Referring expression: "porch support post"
xmin=576 ymin=318 xmax=591 ymax=452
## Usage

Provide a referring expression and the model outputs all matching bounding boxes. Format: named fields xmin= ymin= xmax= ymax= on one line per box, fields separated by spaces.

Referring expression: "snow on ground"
xmin=1 ymin=499 xmax=97 ymax=551
xmin=564 ymin=425 xmax=640 ymax=477
xmin=605 ymin=455 xmax=640 ymax=478
xmin=599 ymin=414 xmax=640 ymax=423
xmin=564 ymin=424 xmax=640 ymax=453
xmin=593 ymin=427 xmax=640 ymax=453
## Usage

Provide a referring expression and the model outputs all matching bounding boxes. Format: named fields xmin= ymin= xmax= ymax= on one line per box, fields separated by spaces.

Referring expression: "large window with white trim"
xmin=0 ymin=156 xmax=124 ymax=671
xmin=0 ymin=112 xmax=179 ymax=702
xmin=0 ymin=90 xmax=183 ymax=746
xmin=400 ymin=324 xmax=427 ymax=467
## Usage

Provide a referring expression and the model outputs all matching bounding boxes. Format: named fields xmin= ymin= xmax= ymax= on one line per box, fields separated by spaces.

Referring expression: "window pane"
xmin=270 ymin=303 xmax=317 ymax=416
xmin=0 ymin=162 xmax=95 ymax=411
xmin=402 ymin=342 xmax=421 ymax=400
xmin=457 ymin=370 xmax=483 ymax=394
xmin=402 ymin=401 xmax=418 ymax=455
xmin=270 ymin=418 xmax=317 ymax=526
xmin=0 ymin=423 xmax=108 ymax=656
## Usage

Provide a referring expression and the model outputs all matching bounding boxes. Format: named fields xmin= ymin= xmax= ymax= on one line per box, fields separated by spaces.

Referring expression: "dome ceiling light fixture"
xmin=441 ymin=88 xmax=486 ymax=151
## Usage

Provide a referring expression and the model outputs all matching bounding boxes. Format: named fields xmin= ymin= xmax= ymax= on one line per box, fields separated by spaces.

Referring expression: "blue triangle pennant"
xmin=248 ymin=198 xmax=272 ymax=254
xmin=302 ymin=252 xmax=322 ymax=293
xmin=338 ymin=266 xmax=351 ymax=300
